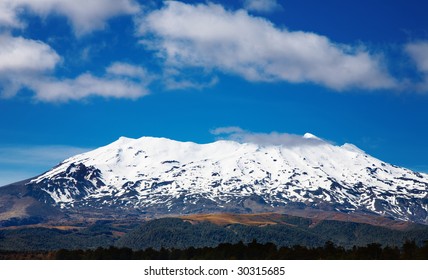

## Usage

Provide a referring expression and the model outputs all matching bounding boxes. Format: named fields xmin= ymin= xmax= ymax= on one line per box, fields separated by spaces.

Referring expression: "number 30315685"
xmin=237 ymin=266 xmax=286 ymax=276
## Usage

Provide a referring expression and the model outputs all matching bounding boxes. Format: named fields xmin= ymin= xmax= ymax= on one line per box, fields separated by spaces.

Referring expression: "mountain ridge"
xmin=1 ymin=134 xmax=428 ymax=225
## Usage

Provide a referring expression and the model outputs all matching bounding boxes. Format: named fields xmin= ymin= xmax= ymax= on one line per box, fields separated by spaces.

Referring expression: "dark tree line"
xmin=2 ymin=240 xmax=428 ymax=260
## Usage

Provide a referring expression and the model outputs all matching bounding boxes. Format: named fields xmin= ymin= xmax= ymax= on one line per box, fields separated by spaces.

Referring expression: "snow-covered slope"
xmin=26 ymin=135 xmax=428 ymax=223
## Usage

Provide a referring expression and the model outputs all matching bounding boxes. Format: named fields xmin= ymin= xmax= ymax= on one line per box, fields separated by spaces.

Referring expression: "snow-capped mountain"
xmin=25 ymin=135 xmax=428 ymax=224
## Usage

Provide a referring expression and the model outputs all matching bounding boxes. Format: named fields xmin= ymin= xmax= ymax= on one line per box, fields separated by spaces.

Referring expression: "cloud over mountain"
xmin=211 ymin=126 xmax=326 ymax=147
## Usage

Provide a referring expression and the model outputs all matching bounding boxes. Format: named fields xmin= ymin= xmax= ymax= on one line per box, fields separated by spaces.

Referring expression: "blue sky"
xmin=1 ymin=0 xmax=428 ymax=185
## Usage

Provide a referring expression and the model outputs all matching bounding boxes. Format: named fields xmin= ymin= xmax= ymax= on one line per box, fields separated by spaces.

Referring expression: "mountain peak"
xmin=303 ymin=132 xmax=320 ymax=140
xmin=116 ymin=136 xmax=135 ymax=143
xmin=21 ymin=135 xmax=428 ymax=224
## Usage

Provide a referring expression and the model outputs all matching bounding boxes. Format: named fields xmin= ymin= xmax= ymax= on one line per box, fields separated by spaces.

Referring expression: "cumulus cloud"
xmin=0 ymin=33 xmax=151 ymax=102
xmin=0 ymin=34 xmax=59 ymax=75
xmin=0 ymin=0 xmax=140 ymax=35
xmin=211 ymin=126 xmax=326 ymax=147
xmin=28 ymin=63 xmax=151 ymax=102
xmin=243 ymin=0 xmax=281 ymax=13
xmin=405 ymin=41 xmax=428 ymax=91
xmin=107 ymin=62 xmax=151 ymax=80
xmin=0 ymin=40 xmax=152 ymax=102
xmin=0 ymin=2 xmax=21 ymax=28
xmin=0 ymin=34 xmax=60 ymax=97
xmin=138 ymin=2 xmax=396 ymax=91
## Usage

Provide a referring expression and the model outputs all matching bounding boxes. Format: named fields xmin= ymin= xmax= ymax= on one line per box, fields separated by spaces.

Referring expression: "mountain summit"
xmin=3 ymin=135 xmax=428 ymax=224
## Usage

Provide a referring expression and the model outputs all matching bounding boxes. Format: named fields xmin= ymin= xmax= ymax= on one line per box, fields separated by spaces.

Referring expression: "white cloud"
xmin=0 ymin=34 xmax=60 ymax=98
xmin=107 ymin=62 xmax=151 ymax=80
xmin=0 ymin=35 xmax=152 ymax=102
xmin=28 ymin=63 xmax=151 ymax=102
xmin=243 ymin=0 xmax=281 ymax=13
xmin=139 ymin=2 xmax=396 ymax=91
xmin=405 ymin=41 xmax=428 ymax=74
xmin=211 ymin=126 xmax=326 ymax=147
xmin=406 ymin=41 xmax=428 ymax=73
xmin=210 ymin=126 xmax=245 ymax=135
xmin=0 ymin=2 xmax=22 ymax=28
xmin=0 ymin=0 xmax=140 ymax=35
xmin=405 ymin=41 xmax=428 ymax=91
xmin=0 ymin=42 xmax=151 ymax=102
xmin=0 ymin=34 xmax=59 ymax=75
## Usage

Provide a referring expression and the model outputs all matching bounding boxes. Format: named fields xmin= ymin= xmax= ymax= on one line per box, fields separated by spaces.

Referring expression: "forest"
xmin=2 ymin=217 xmax=428 ymax=259
xmin=1 ymin=240 xmax=428 ymax=260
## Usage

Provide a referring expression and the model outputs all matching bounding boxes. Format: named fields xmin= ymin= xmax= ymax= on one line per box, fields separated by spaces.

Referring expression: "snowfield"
xmin=29 ymin=135 xmax=428 ymax=223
